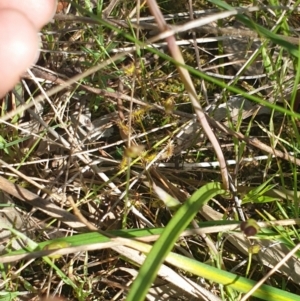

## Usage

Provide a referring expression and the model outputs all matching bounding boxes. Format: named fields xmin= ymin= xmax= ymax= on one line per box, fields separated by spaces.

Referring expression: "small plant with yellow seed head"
xmin=142 ymin=152 xmax=158 ymax=164
xmin=163 ymin=96 xmax=175 ymax=115
xmin=124 ymin=144 xmax=145 ymax=158
xmin=116 ymin=121 xmax=131 ymax=137
xmin=123 ymin=62 xmax=136 ymax=76
xmin=132 ymin=108 xmax=146 ymax=123
xmin=161 ymin=141 xmax=174 ymax=161
xmin=119 ymin=156 xmax=129 ymax=171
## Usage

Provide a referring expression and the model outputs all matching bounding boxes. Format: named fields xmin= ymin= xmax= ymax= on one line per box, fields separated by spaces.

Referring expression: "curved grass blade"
xmin=208 ymin=0 xmax=299 ymax=58
xmin=165 ymin=251 xmax=298 ymax=301
xmin=126 ymin=182 xmax=225 ymax=301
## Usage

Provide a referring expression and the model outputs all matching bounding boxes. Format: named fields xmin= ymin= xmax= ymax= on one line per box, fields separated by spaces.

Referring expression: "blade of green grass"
xmin=152 ymin=49 xmax=300 ymax=119
xmin=166 ymin=251 xmax=299 ymax=301
xmin=3 ymin=229 xmax=299 ymax=301
xmin=0 ymin=220 xmax=240 ymax=261
xmin=125 ymin=182 xmax=225 ymax=301
xmin=62 ymin=8 xmax=300 ymax=120
xmin=0 ymin=226 xmax=77 ymax=289
xmin=208 ymin=0 xmax=300 ymax=58
xmin=2 ymin=217 xmax=300 ymax=300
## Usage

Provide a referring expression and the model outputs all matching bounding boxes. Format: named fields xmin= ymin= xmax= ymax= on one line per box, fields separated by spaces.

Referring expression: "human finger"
xmin=0 ymin=9 xmax=39 ymax=97
xmin=0 ymin=0 xmax=57 ymax=29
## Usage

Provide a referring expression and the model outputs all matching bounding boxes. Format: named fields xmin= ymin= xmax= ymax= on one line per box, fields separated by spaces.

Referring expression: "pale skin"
xmin=0 ymin=0 xmax=57 ymax=97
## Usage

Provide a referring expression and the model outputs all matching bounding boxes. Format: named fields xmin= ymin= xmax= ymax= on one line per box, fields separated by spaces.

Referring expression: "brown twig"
xmin=146 ymin=0 xmax=230 ymax=190
xmin=208 ymin=117 xmax=300 ymax=166
xmin=0 ymin=175 xmax=85 ymax=229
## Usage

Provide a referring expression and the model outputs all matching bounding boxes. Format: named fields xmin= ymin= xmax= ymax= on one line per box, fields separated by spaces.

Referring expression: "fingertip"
xmin=0 ymin=9 xmax=39 ymax=97
xmin=0 ymin=0 xmax=57 ymax=29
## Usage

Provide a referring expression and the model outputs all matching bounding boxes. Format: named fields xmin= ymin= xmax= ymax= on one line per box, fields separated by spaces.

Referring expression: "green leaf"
xmin=0 ymin=292 xmax=20 ymax=301
xmin=165 ymin=251 xmax=299 ymax=301
xmin=126 ymin=182 xmax=225 ymax=301
xmin=0 ymin=225 xmax=77 ymax=289
xmin=242 ymin=177 xmax=279 ymax=204
xmin=208 ymin=0 xmax=299 ymax=58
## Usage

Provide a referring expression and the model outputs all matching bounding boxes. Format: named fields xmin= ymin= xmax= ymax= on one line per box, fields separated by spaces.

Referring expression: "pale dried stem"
xmin=146 ymin=0 xmax=229 ymax=190
xmin=0 ymin=175 xmax=85 ymax=229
